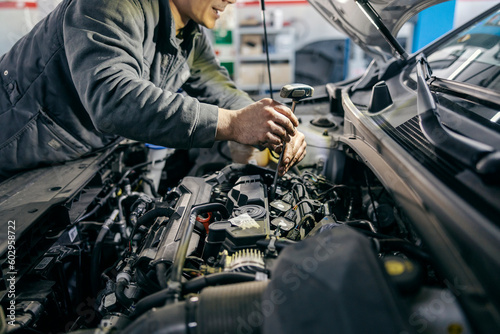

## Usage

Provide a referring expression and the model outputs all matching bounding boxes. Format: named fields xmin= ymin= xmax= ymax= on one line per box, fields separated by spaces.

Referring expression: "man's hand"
xmin=276 ymin=130 xmax=306 ymax=176
xmin=216 ymin=98 xmax=306 ymax=176
xmin=216 ymin=98 xmax=298 ymax=150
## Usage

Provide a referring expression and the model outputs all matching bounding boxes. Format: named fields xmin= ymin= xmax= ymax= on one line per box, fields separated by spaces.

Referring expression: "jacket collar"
xmin=160 ymin=0 xmax=201 ymax=49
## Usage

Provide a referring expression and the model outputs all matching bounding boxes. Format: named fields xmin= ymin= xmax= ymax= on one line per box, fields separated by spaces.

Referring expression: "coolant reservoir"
xmin=297 ymin=114 xmax=345 ymax=182
xmin=144 ymin=144 xmax=175 ymax=195
xmin=228 ymin=141 xmax=269 ymax=167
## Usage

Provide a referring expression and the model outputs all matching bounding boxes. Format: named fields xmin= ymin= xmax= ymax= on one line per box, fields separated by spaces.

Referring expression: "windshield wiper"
xmin=428 ymin=77 xmax=500 ymax=110
xmin=415 ymin=54 xmax=500 ymax=183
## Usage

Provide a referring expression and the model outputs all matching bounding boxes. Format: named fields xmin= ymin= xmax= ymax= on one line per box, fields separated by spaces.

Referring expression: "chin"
xmin=204 ymin=21 xmax=216 ymax=29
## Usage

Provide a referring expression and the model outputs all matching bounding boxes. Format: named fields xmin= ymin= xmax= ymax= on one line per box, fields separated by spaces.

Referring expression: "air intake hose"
xmin=124 ymin=281 xmax=268 ymax=334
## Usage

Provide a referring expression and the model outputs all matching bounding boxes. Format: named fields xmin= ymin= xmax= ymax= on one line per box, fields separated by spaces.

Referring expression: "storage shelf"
xmin=238 ymin=26 xmax=295 ymax=35
xmin=239 ymin=54 xmax=292 ymax=62
xmin=234 ymin=26 xmax=295 ymax=92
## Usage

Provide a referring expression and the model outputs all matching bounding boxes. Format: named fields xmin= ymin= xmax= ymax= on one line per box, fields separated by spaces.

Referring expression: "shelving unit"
xmin=234 ymin=26 xmax=295 ymax=93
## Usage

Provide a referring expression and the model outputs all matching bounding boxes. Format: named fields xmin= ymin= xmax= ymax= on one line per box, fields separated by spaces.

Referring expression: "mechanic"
xmin=0 ymin=0 xmax=306 ymax=181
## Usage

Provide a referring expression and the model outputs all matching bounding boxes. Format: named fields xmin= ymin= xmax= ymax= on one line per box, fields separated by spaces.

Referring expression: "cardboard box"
xmin=270 ymin=63 xmax=291 ymax=85
xmin=238 ymin=63 xmax=267 ymax=86
xmin=240 ymin=35 xmax=263 ymax=55
xmin=237 ymin=62 xmax=291 ymax=86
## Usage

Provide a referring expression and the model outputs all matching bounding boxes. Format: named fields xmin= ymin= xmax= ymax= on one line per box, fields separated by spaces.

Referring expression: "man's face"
xmin=171 ymin=0 xmax=235 ymax=30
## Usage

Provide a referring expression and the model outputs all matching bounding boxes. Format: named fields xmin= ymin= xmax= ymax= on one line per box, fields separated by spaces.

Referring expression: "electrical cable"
xmin=75 ymin=147 xmax=167 ymax=225
xmin=297 ymin=213 xmax=316 ymax=229
xmin=74 ymin=185 xmax=117 ymax=224
xmin=90 ymin=209 xmax=119 ymax=296
xmin=118 ymin=157 xmax=168 ymax=185
xmin=292 ymin=199 xmax=317 ymax=212
xmin=364 ymin=170 xmax=381 ymax=226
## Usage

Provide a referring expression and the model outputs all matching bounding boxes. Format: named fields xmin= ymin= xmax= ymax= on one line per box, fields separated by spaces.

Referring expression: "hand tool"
xmin=269 ymin=84 xmax=314 ymax=200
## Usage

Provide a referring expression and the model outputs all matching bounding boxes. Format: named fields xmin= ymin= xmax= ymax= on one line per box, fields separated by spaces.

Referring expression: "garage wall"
xmin=1 ymin=0 xmax=498 ymax=80
xmin=0 ymin=0 xmax=61 ymax=55
xmin=234 ymin=1 xmax=347 ymax=50
xmin=0 ymin=7 xmax=37 ymax=55
xmin=454 ymin=0 xmax=498 ymax=27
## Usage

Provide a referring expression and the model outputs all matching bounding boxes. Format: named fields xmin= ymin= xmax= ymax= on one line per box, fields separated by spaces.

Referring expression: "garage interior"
xmin=1 ymin=1 xmax=500 ymax=333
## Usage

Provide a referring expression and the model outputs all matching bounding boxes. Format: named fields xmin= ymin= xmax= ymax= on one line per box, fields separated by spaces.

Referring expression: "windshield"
xmin=426 ymin=10 xmax=500 ymax=91
xmin=406 ymin=8 xmax=500 ymax=127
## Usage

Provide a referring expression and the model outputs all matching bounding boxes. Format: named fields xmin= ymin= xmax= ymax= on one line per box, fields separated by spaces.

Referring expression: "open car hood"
xmin=308 ymin=0 xmax=449 ymax=62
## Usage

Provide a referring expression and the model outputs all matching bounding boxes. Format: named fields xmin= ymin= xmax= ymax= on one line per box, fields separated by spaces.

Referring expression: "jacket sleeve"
xmin=63 ymin=0 xmax=218 ymax=149
xmin=182 ymin=30 xmax=254 ymax=111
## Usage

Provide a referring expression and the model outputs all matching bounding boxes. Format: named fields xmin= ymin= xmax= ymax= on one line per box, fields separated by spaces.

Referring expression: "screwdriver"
xmin=269 ymin=84 xmax=314 ymax=200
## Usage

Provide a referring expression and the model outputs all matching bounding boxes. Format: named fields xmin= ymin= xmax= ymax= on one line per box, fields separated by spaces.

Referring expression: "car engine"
xmin=0 ymin=97 xmax=473 ymax=334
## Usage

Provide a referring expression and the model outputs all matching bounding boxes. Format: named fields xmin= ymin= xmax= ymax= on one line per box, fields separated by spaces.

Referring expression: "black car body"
xmin=307 ymin=0 xmax=500 ymax=332
xmin=1 ymin=1 xmax=499 ymax=333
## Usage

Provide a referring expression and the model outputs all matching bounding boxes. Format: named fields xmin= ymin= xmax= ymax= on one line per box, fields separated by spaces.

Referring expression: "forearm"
xmin=215 ymin=108 xmax=237 ymax=142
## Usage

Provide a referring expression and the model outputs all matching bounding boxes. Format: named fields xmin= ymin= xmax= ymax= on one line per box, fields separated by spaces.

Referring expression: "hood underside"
xmin=308 ymin=0 xmax=449 ymax=62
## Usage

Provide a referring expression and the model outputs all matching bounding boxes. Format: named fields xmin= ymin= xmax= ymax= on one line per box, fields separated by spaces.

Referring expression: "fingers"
xmin=267 ymin=119 xmax=290 ymax=144
xmin=259 ymin=99 xmax=298 ymax=139
xmin=290 ymin=142 xmax=306 ymax=167
xmin=271 ymin=100 xmax=299 ymax=127
xmin=279 ymin=149 xmax=306 ymax=176
xmin=221 ymin=99 xmax=300 ymax=151
xmin=258 ymin=132 xmax=282 ymax=148
xmin=278 ymin=131 xmax=307 ymax=176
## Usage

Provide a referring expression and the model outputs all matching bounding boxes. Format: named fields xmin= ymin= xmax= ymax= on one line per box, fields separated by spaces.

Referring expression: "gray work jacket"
xmin=0 ymin=0 xmax=252 ymax=180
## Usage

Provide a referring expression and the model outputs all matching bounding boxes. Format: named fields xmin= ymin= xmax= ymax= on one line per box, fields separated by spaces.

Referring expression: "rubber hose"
xmin=141 ymin=177 xmax=160 ymax=198
xmin=156 ymin=263 xmax=169 ymax=289
xmin=136 ymin=268 xmax=161 ymax=294
xmin=378 ymin=239 xmax=431 ymax=263
xmin=115 ymin=279 xmax=134 ymax=309
xmin=130 ymin=272 xmax=255 ymax=320
xmin=196 ymin=281 xmax=268 ymax=334
xmin=183 ymin=272 xmax=256 ymax=294
xmin=129 ymin=289 xmax=169 ymax=320
xmin=345 ymin=219 xmax=377 ymax=233
xmin=90 ymin=227 xmax=110 ymax=296
xmin=125 ymin=281 xmax=268 ymax=334
xmin=125 ymin=299 xmax=187 ymax=334
xmin=129 ymin=207 xmax=173 ymax=249
xmin=136 ymin=207 xmax=172 ymax=228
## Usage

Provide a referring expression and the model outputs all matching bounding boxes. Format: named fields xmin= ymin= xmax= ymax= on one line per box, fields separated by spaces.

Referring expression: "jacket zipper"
xmin=162 ymin=33 xmax=200 ymax=87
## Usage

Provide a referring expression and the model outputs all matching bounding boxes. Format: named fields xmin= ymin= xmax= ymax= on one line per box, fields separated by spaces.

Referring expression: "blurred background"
xmin=1 ymin=0 xmax=497 ymax=95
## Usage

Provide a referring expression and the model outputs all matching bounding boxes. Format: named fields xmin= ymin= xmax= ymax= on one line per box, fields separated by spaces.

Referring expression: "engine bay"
xmin=0 ymin=107 xmax=473 ymax=333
